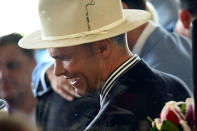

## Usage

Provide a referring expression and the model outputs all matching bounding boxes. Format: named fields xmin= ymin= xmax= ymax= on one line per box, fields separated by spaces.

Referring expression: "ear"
xmin=180 ymin=10 xmax=193 ymax=29
xmin=122 ymin=2 xmax=129 ymax=9
xmin=94 ymin=39 xmax=112 ymax=59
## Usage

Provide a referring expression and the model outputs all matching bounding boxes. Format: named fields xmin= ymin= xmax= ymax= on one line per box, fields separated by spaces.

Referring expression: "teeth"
xmin=68 ymin=77 xmax=79 ymax=85
xmin=74 ymin=88 xmax=81 ymax=97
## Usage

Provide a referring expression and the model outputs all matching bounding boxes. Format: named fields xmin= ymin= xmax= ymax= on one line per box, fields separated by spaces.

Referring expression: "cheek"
xmin=13 ymin=69 xmax=32 ymax=85
xmin=83 ymin=63 xmax=100 ymax=85
xmin=62 ymin=60 xmax=85 ymax=73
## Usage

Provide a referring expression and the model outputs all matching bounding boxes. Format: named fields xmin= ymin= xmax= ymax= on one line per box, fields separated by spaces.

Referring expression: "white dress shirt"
xmin=132 ymin=20 xmax=157 ymax=55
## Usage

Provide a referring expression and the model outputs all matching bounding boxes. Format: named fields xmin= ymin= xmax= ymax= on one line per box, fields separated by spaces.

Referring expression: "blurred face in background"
xmin=0 ymin=44 xmax=35 ymax=109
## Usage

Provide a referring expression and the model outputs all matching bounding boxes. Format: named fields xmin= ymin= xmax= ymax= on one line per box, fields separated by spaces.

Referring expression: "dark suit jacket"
xmin=85 ymin=60 xmax=191 ymax=131
xmin=36 ymin=90 xmax=99 ymax=131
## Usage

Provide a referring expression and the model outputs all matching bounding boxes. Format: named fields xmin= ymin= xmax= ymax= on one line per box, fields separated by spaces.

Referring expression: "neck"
xmin=101 ymin=46 xmax=132 ymax=84
xmin=127 ymin=23 xmax=148 ymax=50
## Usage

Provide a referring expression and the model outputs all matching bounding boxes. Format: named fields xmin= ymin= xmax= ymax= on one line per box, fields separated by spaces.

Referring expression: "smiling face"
xmin=49 ymin=44 xmax=102 ymax=96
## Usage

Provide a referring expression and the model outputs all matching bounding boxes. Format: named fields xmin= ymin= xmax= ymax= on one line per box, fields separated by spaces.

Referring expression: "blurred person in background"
xmin=149 ymin=0 xmax=179 ymax=28
xmin=175 ymin=0 xmax=197 ymax=38
xmin=122 ymin=0 xmax=192 ymax=90
xmin=0 ymin=33 xmax=36 ymax=117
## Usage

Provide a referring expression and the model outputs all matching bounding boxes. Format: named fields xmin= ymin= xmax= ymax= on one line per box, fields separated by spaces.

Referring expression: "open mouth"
xmin=67 ymin=77 xmax=80 ymax=87
xmin=67 ymin=77 xmax=82 ymax=97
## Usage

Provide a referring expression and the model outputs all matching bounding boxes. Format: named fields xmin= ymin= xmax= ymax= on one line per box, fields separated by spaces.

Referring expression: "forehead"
xmin=0 ymin=44 xmax=29 ymax=62
xmin=48 ymin=44 xmax=92 ymax=57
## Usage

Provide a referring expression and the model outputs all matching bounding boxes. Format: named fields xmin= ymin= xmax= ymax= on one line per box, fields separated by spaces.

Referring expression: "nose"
xmin=0 ymin=66 xmax=8 ymax=82
xmin=54 ymin=60 xmax=67 ymax=77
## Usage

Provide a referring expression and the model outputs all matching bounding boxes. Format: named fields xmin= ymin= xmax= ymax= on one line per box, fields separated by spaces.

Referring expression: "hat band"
xmin=42 ymin=18 xmax=125 ymax=41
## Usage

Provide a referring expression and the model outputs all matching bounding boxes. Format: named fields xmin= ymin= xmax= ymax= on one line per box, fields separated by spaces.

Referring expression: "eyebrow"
xmin=51 ymin=55 xmax=61 ymax=59
xmin=51 ymin=55 xmax=72 ymax=60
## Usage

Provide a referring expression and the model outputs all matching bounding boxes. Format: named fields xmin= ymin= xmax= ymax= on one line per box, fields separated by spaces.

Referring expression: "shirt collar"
xmin=132 ymin=20 xmax=157 ymax=55
xmin=100 ymin=54 xmax=141 ymax=107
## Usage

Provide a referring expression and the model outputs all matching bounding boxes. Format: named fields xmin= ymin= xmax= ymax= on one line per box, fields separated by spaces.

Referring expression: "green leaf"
xmin=160 ymin=120 xmax=181 ymax=131
xmin=181 ymin=104 xmax=186 ymax=115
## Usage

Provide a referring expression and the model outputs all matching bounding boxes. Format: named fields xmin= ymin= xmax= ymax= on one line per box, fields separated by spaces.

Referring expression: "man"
xmin=175 ymin=0 xmax=197 ymax=38
xmin=0 ymin=33 xmax=36 ymax=116
xmin=43 ymin=0 xmax=192 ymax=102
xmin=19 ymin=0 xmax=191 ymax=130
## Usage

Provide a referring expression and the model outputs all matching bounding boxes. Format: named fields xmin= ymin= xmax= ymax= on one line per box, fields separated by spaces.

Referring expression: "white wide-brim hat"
xmin=19 ymin=0 xmax=151 ymax=49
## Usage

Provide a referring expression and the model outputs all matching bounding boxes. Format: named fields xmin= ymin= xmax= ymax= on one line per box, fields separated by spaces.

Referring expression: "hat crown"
xmin=39 ymin=0 xmax=124 ymax=40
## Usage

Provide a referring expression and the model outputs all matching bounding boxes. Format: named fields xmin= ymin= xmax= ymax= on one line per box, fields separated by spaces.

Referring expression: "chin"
xmin=75 ymin=89 xmax=91 ymax=97
xmin=76 ymin=91 xmax=86 ymax=97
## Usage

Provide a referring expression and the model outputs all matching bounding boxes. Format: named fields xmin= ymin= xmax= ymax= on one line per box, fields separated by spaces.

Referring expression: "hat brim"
xmin=19 ymin=9 xmax=150 ymax=49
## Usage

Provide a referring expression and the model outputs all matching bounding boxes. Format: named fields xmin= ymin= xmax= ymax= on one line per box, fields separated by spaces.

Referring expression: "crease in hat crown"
xmin=19 ymin=0 xmax=151 ymax=49
xmin=39 ymin=0 xmax=125 ymax=40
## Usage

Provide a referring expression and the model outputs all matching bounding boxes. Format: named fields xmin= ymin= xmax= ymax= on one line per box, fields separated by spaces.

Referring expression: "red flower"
xmin=160 ymin=101 xmax=185 ymax=125
xmin=151 ymin=98 xmax=195 ymax=130
xmin=166 ymin=110 xmax=180 ymax=126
